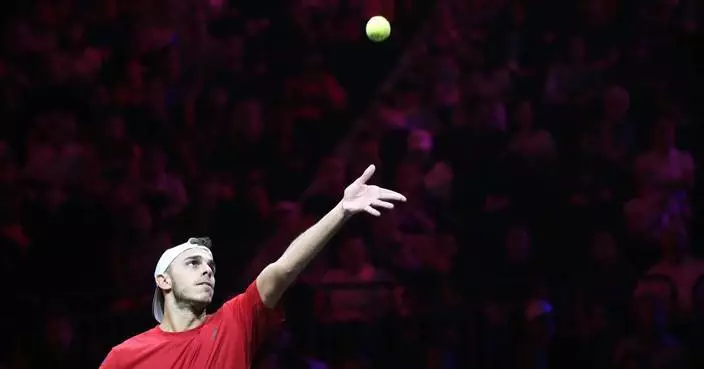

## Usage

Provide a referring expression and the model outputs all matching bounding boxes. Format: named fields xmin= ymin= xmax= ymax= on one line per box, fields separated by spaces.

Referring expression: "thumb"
xmin=355 ymin=164 xmax=376 ymax=185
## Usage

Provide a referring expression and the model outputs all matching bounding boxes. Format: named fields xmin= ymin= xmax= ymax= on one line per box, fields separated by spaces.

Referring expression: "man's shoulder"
xmin=101 ymin=327 xmax=188 ymax=368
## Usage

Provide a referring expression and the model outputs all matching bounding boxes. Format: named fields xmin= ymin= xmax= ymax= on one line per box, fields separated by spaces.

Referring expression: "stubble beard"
xmin=172 ymin=283 xmax=210 ymax=315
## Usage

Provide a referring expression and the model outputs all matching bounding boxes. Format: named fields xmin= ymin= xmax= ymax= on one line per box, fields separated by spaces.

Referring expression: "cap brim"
xmin=152 ymin=288 xmax=164 ymax=323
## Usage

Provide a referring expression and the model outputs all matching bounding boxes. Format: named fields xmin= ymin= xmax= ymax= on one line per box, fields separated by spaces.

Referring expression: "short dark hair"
xmin=188 ymin=237 xmax=212 ymax=248
xmin=163 ymin=237 xmax=213 ymax=277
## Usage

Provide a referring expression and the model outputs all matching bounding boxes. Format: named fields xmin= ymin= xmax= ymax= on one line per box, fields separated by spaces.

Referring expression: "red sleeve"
xmin=99 ymin=348 xmax=121 ymax=369
xmin=221 ymin=281 xmax=284 ymax=353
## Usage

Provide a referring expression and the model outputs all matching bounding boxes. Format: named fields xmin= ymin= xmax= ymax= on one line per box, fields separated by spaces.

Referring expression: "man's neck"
xmin=160 ymin=307 xmax=207 ymax=332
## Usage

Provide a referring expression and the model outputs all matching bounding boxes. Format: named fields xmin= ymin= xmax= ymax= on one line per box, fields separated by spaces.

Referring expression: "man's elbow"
xmin=256 ymin=262 xmax=296 ymax=308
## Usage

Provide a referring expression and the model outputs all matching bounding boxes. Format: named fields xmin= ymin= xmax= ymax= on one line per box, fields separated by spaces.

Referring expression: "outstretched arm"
xmin=255 ymin=165 xmax=406 ymax=308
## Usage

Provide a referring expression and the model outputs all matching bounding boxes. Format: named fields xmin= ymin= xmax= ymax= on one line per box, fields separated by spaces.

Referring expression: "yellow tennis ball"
xmin=365 ymin=16 xmax=391 ymax=42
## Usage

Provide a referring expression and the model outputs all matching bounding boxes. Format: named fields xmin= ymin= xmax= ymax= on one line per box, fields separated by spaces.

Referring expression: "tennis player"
xmin=100 ymin=164 xmax=405 ymax=369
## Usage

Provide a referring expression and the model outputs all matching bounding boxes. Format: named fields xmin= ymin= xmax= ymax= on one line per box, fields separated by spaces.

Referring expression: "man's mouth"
xmin=197 ymin=282 xmax=213 ymax=288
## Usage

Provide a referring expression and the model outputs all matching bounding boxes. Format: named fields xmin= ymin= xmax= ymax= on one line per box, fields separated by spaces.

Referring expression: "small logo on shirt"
xmin=211 ymin=327 xmax=218 ymax=340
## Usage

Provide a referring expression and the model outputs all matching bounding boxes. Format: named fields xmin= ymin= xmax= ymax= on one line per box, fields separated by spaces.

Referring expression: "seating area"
xmin=0 ymin=0 xmax=701 ymax=368
xmin=275 ymin=0 xmax=702 ymax=368
xmin=0 ymin=0 xmax=426 ymax=367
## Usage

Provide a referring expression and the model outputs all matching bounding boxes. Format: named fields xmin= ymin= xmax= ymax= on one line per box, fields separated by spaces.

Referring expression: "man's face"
xmin=161 ymin=248 xmax=216 ymax=308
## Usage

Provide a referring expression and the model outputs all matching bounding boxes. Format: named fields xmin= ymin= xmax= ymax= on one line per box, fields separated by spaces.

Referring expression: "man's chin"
xmin=194 ymin=296 xmax=213 ymax=305
xmin=182 ymin=297 xmax=212 ymax=310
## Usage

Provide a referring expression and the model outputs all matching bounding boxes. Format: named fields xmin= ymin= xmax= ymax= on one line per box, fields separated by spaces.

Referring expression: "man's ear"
xmin=156 ymin=274 xmax=172 ymax=290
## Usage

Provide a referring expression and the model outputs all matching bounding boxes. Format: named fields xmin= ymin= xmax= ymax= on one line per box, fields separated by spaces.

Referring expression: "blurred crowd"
xmin=0 ymin=0 xmax=424 ymax=367
xmin=263 ymin=0 xmax=701 ymax=369
xmin=0 ymin=0 xmax=701 ymax=368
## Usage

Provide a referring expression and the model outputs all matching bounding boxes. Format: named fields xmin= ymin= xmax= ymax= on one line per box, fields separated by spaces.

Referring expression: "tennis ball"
xmin=365 ymin=16 xmax=391 ymax=42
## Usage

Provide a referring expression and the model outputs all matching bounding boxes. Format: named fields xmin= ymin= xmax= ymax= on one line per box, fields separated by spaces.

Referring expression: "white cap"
xmin=152 ymin=238 xmax=213 ymax=323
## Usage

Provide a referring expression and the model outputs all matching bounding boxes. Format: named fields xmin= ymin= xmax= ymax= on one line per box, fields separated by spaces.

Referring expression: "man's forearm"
xmin=277 ymin=202 xmax=348 ymax=274
xmin=256 ymin=202 xmax=348 ymax=307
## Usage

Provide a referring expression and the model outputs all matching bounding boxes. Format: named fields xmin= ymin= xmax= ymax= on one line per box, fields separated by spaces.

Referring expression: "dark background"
xmin=0 ymin=0 xmax=701 ymax=368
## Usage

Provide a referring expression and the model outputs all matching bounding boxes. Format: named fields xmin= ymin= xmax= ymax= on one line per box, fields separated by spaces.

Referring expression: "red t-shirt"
xmin=100 ymin=282 xmax=282 ymax=369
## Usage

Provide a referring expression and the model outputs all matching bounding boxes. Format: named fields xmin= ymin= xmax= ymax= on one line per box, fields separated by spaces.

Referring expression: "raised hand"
xmin=341 ymin=165 xmax=407 ymax=216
